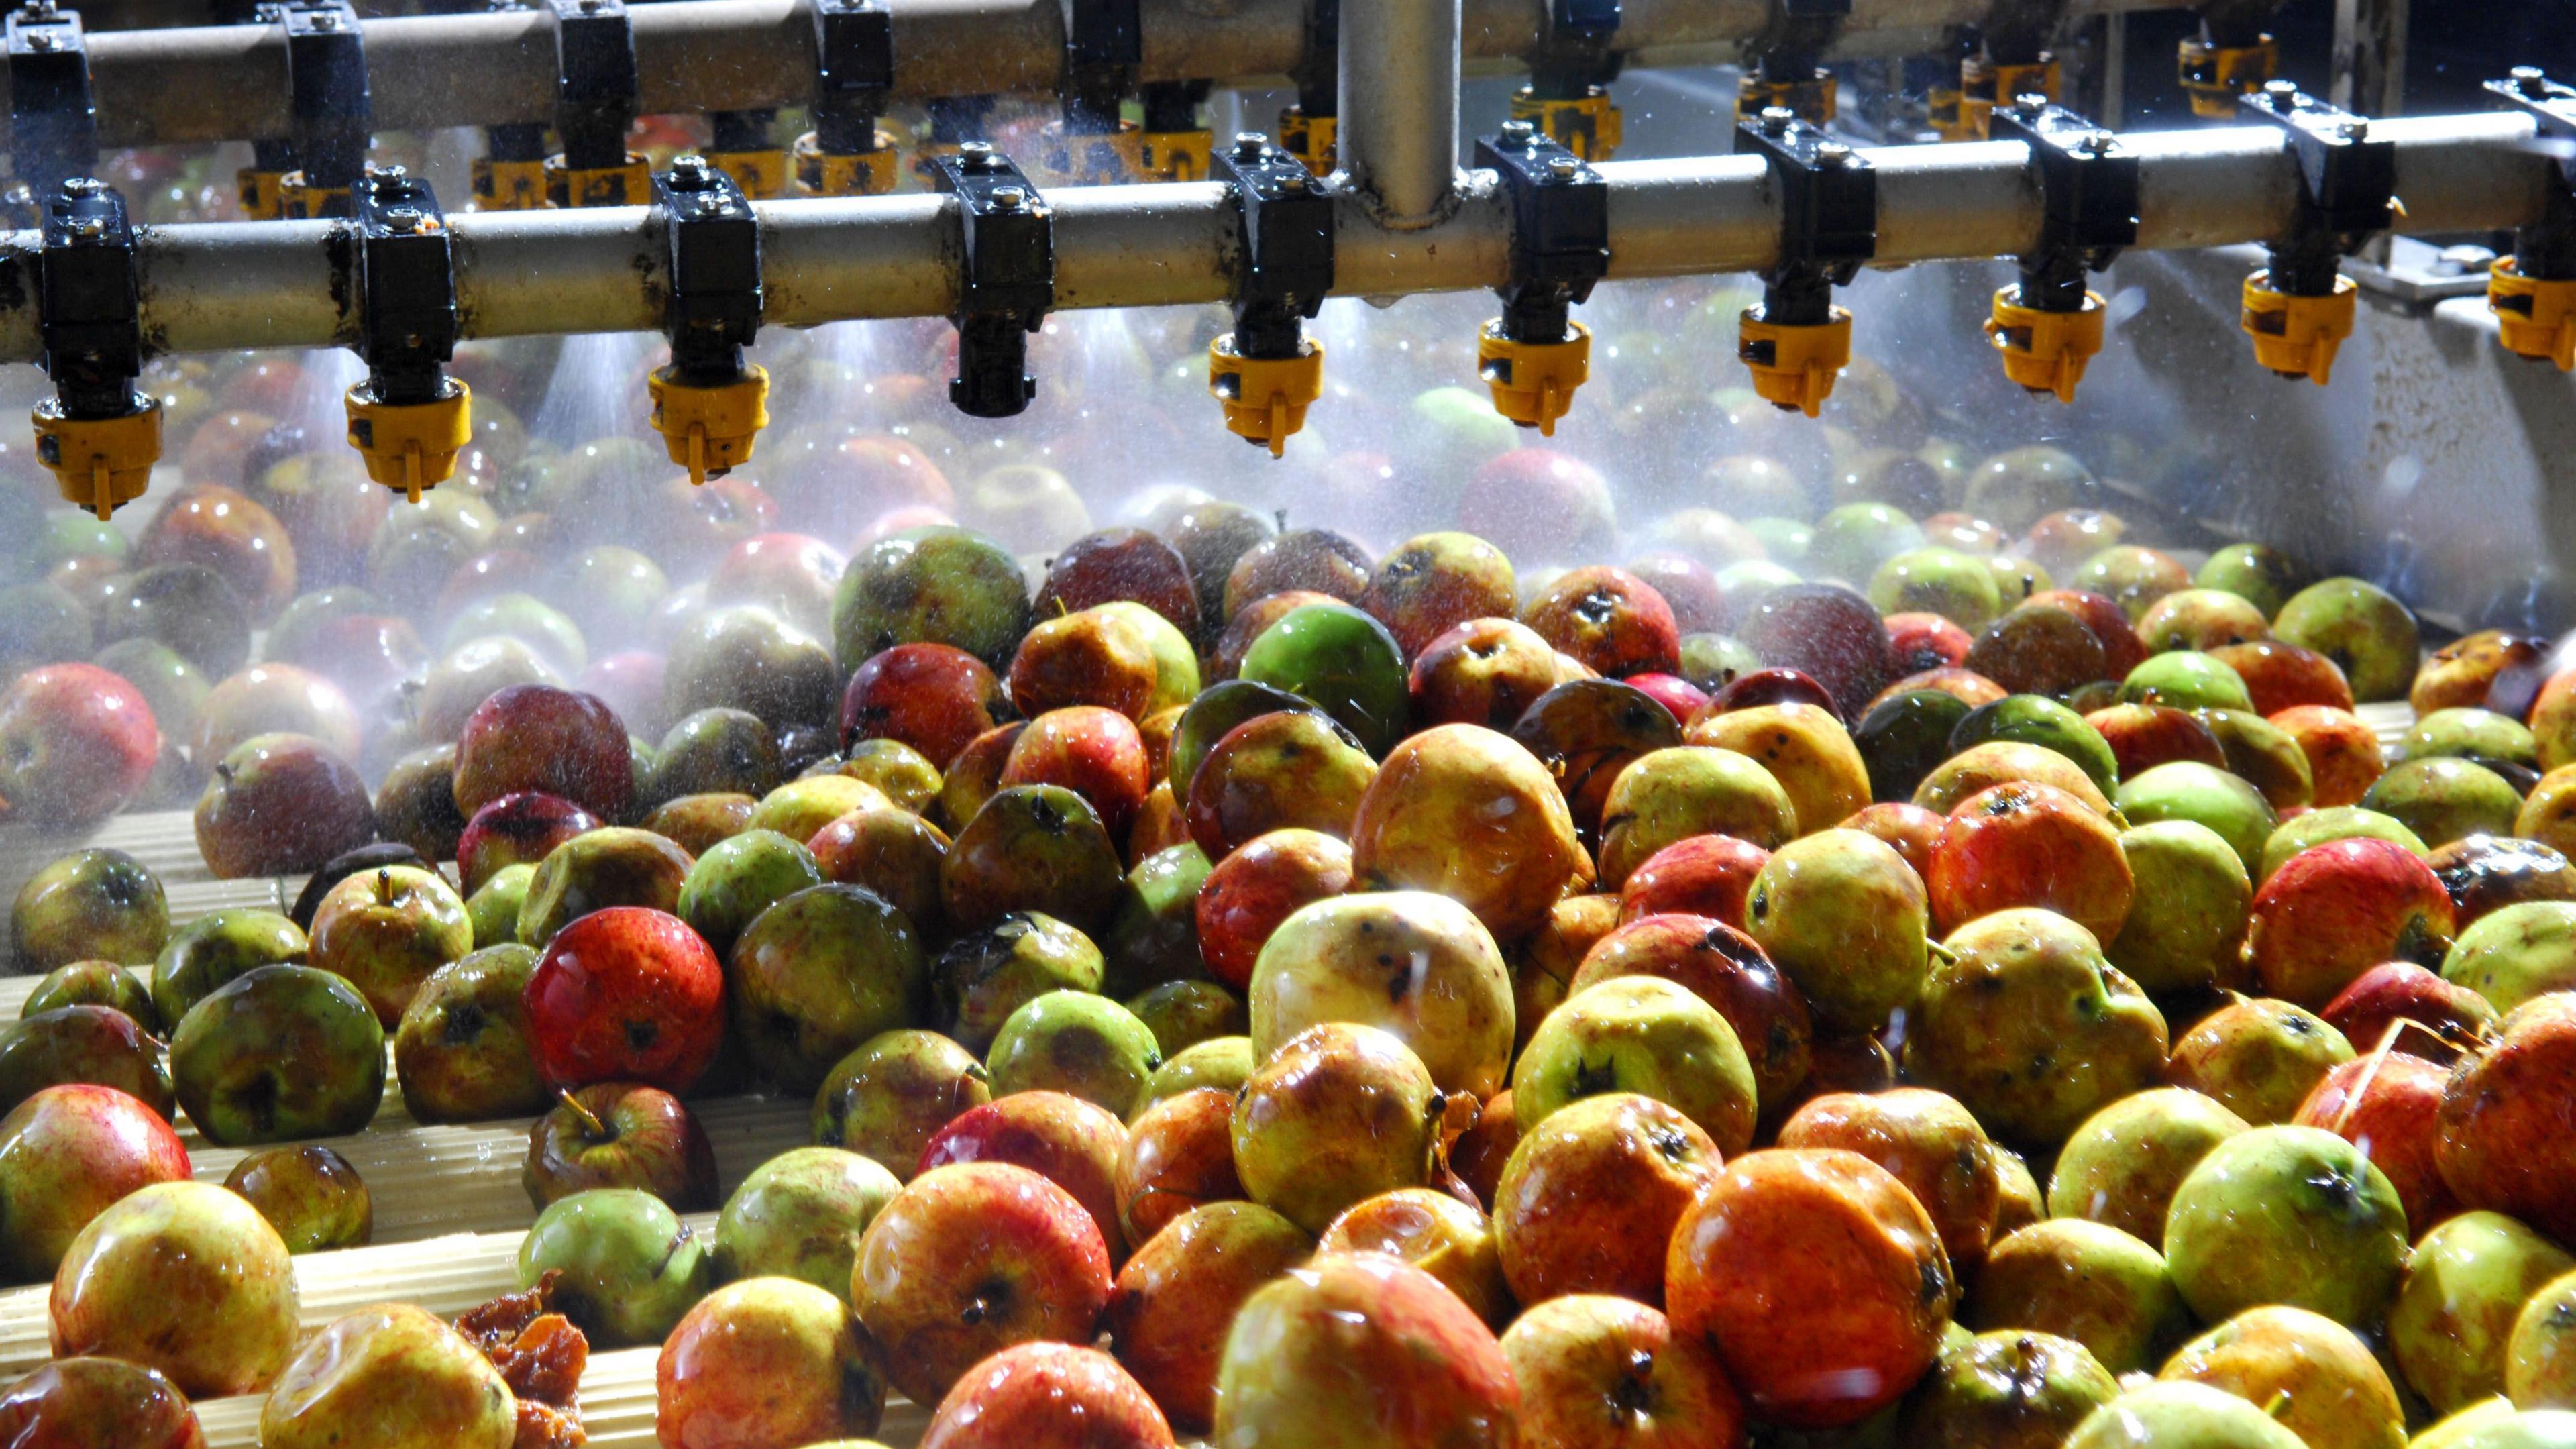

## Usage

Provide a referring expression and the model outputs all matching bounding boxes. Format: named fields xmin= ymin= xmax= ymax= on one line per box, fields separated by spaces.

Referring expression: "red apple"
xmin=1841 ymin=802 xmax=1944 ymax=882
xmin=1116 ymin=1087 xmax=1245 ymax=1248
xmin=1777 ymin=1087 xmax=2004 ymax=1267
xmin=523 ymin=1081 xmax=718 ymax=1210
xmin=920 ymin=1340 xmax=1174 ymax=1449
xmin=2086 ymin=704 xmax=2227 ymax=780
xmin=2436 ymin=993 xmax=2576 ymax=1241
xmin=1886 ymin=612 xmax=1974 ymax=672
xmin=0 ymin=1356 xmax=207 ymax=1449
xmin=0 ymin=1083 xmax=191 ymax=1283
xmin=523 ymin=907 xmax=724 ymax=1094
xmin=457 ymin=790 xmax=601 ymax=896
xmin=2319 ymin=961 xmax=2498 ymax=1065
xmin=1493 ymin=1091 xmax=1721 ymax=1307
xmin=2246 ymin=838 xmax=2456 ymax=1008
xmin=1102 ymin=1201 xmax=1313 ymax=1433
xmin=1623 ymin=672 xmax=1713 ymax=725
xmin=918 ymin=1091 xmax=1131 ymax=1260
xmin=1195 ymin=828 xmax=1356 ymax=990
xmin=1408 ymin=618 xmax=1560 ymax=731
xmin=0 ymin=664 xmax=160 ymax=828
xmin=1568 ymin=913 xmax=1813 ymax=1115
xmin=2208 ymin=639 xmax=2356 ymax=716
xmin=1500 ymin=1295 xmax=1746 ymax=1449
xmin=1666 ymin=1148 xmax=1955 ymax=1428
xmin=852 ymin=1161 xmax=1115 ymax=1405
xmin=1927 ymin=782 xmax=2135 ymax=943
xmin=841 ymin=643 xmax=1008 ymax=769
xmin=193 ymin=733 xmax=375 ymax=880
xmin=1615 ymin=834 xmax=1772 ymax=930
xmin=1001 ymin=706 xmax=1152 ymax=840
xmin=2294 ymin=1053 xmax=2458 ymax=1232
xmin=451 ymin=683 xmax=633 ymax=820
xmin=136 ymin=484 xmax=297 ymax=621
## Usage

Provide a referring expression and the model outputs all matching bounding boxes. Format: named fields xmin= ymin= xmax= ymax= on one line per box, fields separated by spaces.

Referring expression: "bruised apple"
xmin=1212 ymin=1252 xmax=1517 ymax=1449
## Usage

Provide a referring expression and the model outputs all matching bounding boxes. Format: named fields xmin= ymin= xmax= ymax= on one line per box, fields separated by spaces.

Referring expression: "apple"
xmin=49 ymin=1179 xmax=299 ymax=1398
xmin=1124 ymin=980 xmax=1244 ymax=1059
xmin=1186 ymin=710 xmax=1379 ymax=863
xmin=1666 ymin=1148 xmax=1954 ymax=1426
xmin=411 ymin=637 xmax=560 ymax=744
xmin=1615 ymin=833 xmax=1772 ymax=930
xmin=523 ymin=1080 xmax=717 ymax=1210
xmin=2106 ymin=820 xmax=2252 ymax=996
xmin=1779 ymin=1087 xmax=2005 ymax=1267
xmin=1927 ymin=781 xmax=2133 ymax=943
xmin=11 ymin=847 xmax=168 ymax=973
xmin=1492 ymin=1091 xmax=1719 ymax=1307
xmin=665 ymin=606 xmax=840 ymax=734
xmin=2246 ymin=837 xmax=2457 ymax=1008
xmin=524 ymin=906 xmax=725 ymax=1093
xmin=95 ymin=561 xmax=252 ymax=680
xmin=136 ymin=484 xmax=297 ymax=621
xmin=1515 ymin=973 xmax=1756 ymax=1155
xmin=647 ymin=706 xmax=782 ymax=806
xmin=1138 ymin=1035 xmax=1254 ymax=1115
xmin=2167 ymin=996 xmax=2355 ymax=1125
xmin=2046 ymin=1087 xmax=2249 ymax=1248
xmin=1593 ymin=747 xmax=1797 ymax=893
xmin=985 ymin=991 xmax=1163 ymax=1118
xmin=2295 ymin=1051 xmax=2459 ymax=1230
xmin=851 ymin=1161 xmax=1115 ymax=1405
xmin=920 ymin=1090 xmax=1131 ymax=1260
xmin=21 ymin=959 xmax=158 ymax=1030
xmin=0 ymin=1003 xmax=174 ymax=1120
xmin=657 ymin=1277 xmax=888 ymax=1448
xmin=0 ymin=1083 xmax=190 ymax=1283
xmin=2388 ymin=1211 xmax=2576 ymax=1415
xmin=2157 ymin=1305 xmax=2406 ymax=1449
xmin=457 ymin=790 xmax=601 ymax=896
xmin=193 ymin=733 xmax=376 ymax=880
xmin=307 ymin=865 xmax=472 ymax=1026
xmin=2436 ymin=992 xmax=2576 ymax=1243
xmin=1116 ymin=1085 xmax=1242 ymax=1247
xmin=2165 ymin=1124 xmax=2408 ymax=1326
xmin=944 ymin=785 xmax=1128 ymax=934
xmin=1566 ymin=907 xmax=1813 ymax=1108
xmin=1407 ymin=618 xmax=1560 ymax=731
xmin=1900 ymin=1328 xmax=2118 ymax=1449
xmin=0 ymin=663 xmax=160 ymax=827
xmin=191 ymin=662 xmax=360 ymax=765
xmin=1211 ymin=1252 xmax=1518 ymax=1449
xmin=1102 ymin=1200 xmax=1311 ymax=1432
xmin=514 ymin=826 xmax=696 ymax=947
xmin=0 ymin=1356 xmax=207 ymax=1449
xmin=1498 ymin=1294 xmax=1745 ymax=1449
xmin=1349 ymin=724 xmax=1591 ymax=947
xmin=730 ymin=883 xmax=928 ymax=1094
xmin=223 ymin=1143 xmax=371 ymax=1253
xmin=645 ymin=792 xmax=756 ymax=857
xmin=2064 ymin=1381 xmax=2307 ymax=1449
xmin=1232 ymin=1023 xmax=1440 ymax=1235
xmin=812 ymin=1029 xmax=991 ymax=1181
xmin=1318 ymin=1188 xmax=1513 ymax=1328
xmin=150 ymin=907 xmax=306 ymax=1028
xmin=919 ymin=1340 xmax=1173 ymax=1449
xmin=1967 ymin=1218 xmax=2185 ymax=1374
xmin=2509 ymin=1269 xmax=2576 ymax=1411
xmin=260 ymin=1303 xmax=515 ymax=1449
xmin=374 ymin=745 xmax=468 ymax=865
xmin=2322 ymin=960 xmax=2498 ymax=1063
xmin=1743 ymin=828 xmax=1928 ymax=1036
xmin=449 ymin=682 xmax=632 ymax=822
xmin=841 ymin=642 xmax=1009 ymax=770
xmin=1248 ymin=891 xmax=1513 ymax=1099
xmin=169 ymin=964 xmax=384 ymax=1146
xmin=516 ymin=1187 xmax=712 ymax=1347
xmin=394 ymin=944 xmax=548 ymax=1122
xmin=714 ymin=1145 xmax=900 ymax=1302
xmin=1905 ymin=908 xmax=2168 ymax=1148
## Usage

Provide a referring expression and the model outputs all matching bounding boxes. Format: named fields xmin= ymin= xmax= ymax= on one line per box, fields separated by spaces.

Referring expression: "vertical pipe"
xmin=1338 ymin=0 xmax=1463 ymax=229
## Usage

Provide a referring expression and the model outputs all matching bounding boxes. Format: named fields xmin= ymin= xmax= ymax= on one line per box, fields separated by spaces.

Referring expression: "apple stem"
xmin=375 ymin=869 xmax=397 ymax=907
xmin=557 ymin=1090 xmax=610 ymax=1142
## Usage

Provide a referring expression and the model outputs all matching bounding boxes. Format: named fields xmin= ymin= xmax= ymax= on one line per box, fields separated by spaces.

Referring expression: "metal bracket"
xmin=1142 ymin=80 xmax=1211 ymax=136
xmin=551 ymin=0 xmax=637 ymax=171
xmin=2238 ymin=79 xmax=2394 ymax=294
xmin=1990 ymin=98 xmax=2137 ymax=308
xmin=811 ymin=0 xmax=892 ymax=156
xmin=1477 ymin=122 xmax=1609 ymax=345
xmin=932 ymin=144 xmax=1053 ymax=419
xmin=34 ymin=176 xmax=142 ymax=418
xmin=280 ymin=0 xmax=368 ymax=201
xmin=350 ymin=166 xmax=458 ymax=403
xmin=1735 ymin=106 xmax=1876 ymax=325
xmin=1061 ymin=0 xmax=1140 ymax=132
xmin=655 ymin=157 xmax=763 ymax=382
xmin=1214 ymin=131 xmax=1334 ymax=359
xmin=2489 ymin=67 xmax=2576 ymax=280
xmin=6 ymin=3 xmax=94 ymax=207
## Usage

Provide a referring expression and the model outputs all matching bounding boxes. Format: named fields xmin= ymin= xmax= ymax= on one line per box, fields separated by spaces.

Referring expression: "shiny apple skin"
xmin=1500 ymin=1293 xmax=1747 ymax=1449
xmin=260 ymin=1302 xmax=515 ymax=1449
xmin=523 ymin=906 xmax=726 ymax=1094
xmin=655 ymin=1277 xmax=888 ymax=1449
xmin=851 ymin=1161 xmax=1114 ymax=1406
xmin=920 ymin=1340 xmax=1174 ymax=1449
xmin=48 ymin=1179 xmax=298 ymax=1399
xmin=1493 ymin=1091 xmax=1721 ymax=1308
xmin=917 ymin=1090 xmax=1131 ymax=1261
xmin=0 ymin=1083 xmax=192 ymax=1283
xmin=0 ymin=1354 xmax=207 ymax=1449
xmin=1102 ymin=1200 xmax=1312 ymax=1434
xmin=1664 ymin=1148 xmax=1956 ymax=1428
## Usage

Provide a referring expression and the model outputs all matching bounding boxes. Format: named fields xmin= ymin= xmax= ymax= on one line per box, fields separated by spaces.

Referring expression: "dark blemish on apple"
xmin=626 ymin=1019 xmax=661 ymax=1053
xmin=1917 ymin=1257 xmax=1950 ymax=1306
xmin=442 ymin=1002 xmax=486 ymax=1045
xmin=1572 ymin=1057 xmax=1618 ymax=1099
xmin=1649 ymin=1126 xmax=1691 ymax=1164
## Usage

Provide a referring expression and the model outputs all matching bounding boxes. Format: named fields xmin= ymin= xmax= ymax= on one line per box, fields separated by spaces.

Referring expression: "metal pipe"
xmin=0 ymin=111 xmax=2548 ymax=365
xmin=1340 ymin=0 xmax=1464 ymax=229
xmin=28 ymin=0 xmax=2208 ymax=154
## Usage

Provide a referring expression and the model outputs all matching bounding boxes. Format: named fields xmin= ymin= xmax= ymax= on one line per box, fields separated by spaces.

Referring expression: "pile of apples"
xmin=7 ymin=323 xmax=2576 ymax=1449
